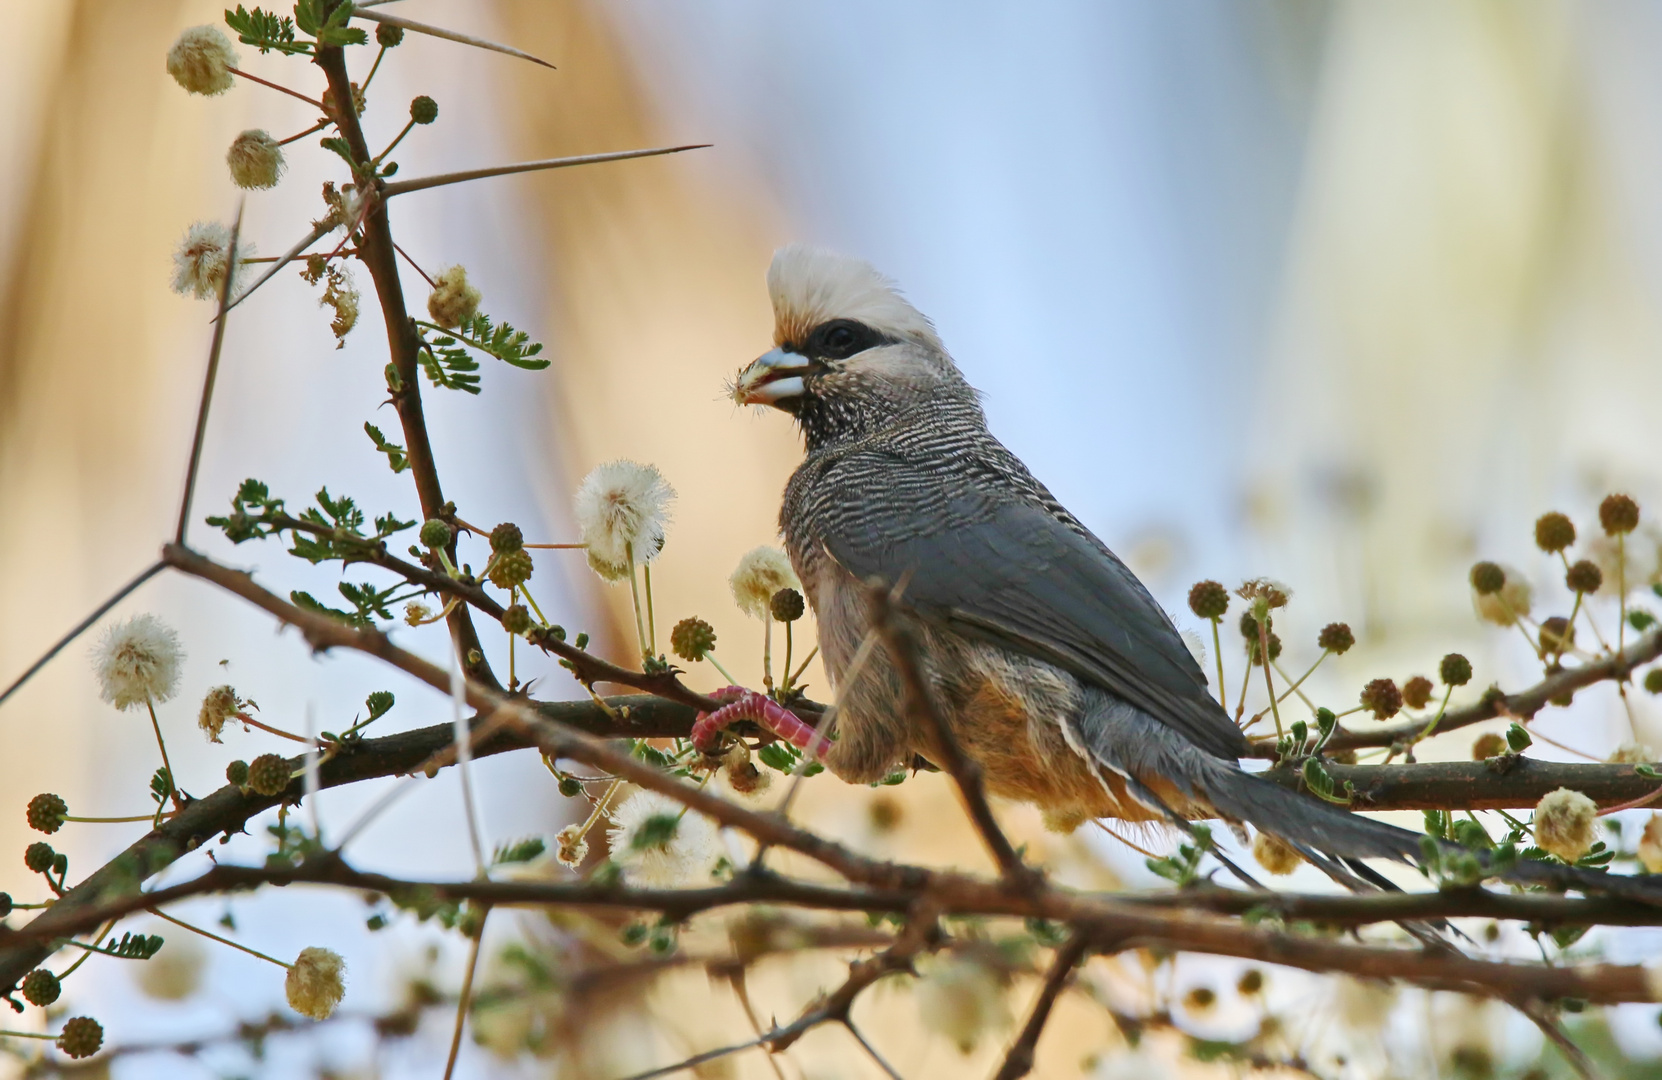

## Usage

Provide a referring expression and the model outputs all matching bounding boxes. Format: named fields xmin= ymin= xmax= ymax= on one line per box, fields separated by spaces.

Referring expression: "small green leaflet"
xmin=364 ymin=422 xmax=409 ymax=473
xmin=224 ymin=6 xmax=309 ymax=54
xmin=293 ymin=0 xmax=368 ymax=47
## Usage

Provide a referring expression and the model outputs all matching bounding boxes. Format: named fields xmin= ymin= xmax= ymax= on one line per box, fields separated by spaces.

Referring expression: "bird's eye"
xmin=811 ymin=319 xmax=882 ymax=360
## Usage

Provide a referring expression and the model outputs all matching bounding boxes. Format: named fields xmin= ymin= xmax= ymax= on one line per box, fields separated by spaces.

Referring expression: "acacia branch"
xmin=1260 ymin=758 xmax=1662 ymax=811
xmin=1324 ymin=627 xmax=1662 ymax=752
xmin=993 ymin=933 xmax=1091 ymax=1080
xmin=313 ymin=41 xmax=496 ymax=689
xmin=867 ymin=583 xmax=1033 ymax=887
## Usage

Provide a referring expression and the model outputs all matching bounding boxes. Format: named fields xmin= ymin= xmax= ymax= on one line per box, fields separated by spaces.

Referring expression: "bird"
xmin=723 ymin=243 xmax=1657 ymax=900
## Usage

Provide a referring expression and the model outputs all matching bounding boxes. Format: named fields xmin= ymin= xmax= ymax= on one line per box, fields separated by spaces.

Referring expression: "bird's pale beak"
xmin=733 ymin=348 xmax=813 ymax=407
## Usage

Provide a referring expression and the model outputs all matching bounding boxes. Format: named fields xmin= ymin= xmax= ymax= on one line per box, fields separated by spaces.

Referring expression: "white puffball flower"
xmin=1534 ymin=787 xmax=1598 ymax=863
xmin=729 ymin=546 xmax=800 ymax=620
xmin=1472 ymin=567 xmax=1532 ymax=627
xmin=914 ymin=953 xmax=1012 ymax=1054
xmin=226 ymin=129 xmax=285 ymax=189
xmin=166 ymin=25 xmax=237 ymax=96
xmin=285 ymin=946 xmax=346 ymax=1020
xmin=606 ymin=788 xmax=722 ymax=888
xmin=574 ymin=460 xmax=676 ymax=579
xmin=171 ymin=221 xmax=252 ymax=300
xmin=427 ymin=264 xmax=481 ymax=329
xmin=1641 ymin=814 xmax=1662 ymax=874
xmin=91 ymin=614 xmax=184 ymax=710
xmin=133 ymin=921 xmax=206 ymax=1000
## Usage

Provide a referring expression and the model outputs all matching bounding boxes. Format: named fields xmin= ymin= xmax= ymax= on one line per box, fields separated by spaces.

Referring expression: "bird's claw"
xmin=691 ymin=687 xmax=822 ymax=756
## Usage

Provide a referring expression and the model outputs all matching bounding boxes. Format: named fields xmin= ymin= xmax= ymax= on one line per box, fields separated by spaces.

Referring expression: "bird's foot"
xmin=691 ymin=687 xmax=822 ymax=756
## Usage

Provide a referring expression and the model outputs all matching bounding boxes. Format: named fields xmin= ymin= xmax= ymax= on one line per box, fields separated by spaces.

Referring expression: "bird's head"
xmin=733 ymin=245 xmax=974 ymax=447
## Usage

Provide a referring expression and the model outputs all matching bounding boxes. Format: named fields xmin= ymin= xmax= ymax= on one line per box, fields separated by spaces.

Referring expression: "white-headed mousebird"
xmin=715 ymin=243 xmax=1656 ymax=902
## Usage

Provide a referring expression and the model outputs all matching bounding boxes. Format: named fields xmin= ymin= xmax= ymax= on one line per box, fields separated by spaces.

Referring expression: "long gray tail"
xmin=1198 ymin=760 xmax=1662 ymax=904
xmin=1071 ymin=690 xmax=1662 ymax=903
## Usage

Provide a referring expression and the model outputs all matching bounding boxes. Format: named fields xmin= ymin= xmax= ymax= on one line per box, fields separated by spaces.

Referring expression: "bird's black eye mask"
xmin=793 ymin=318 xmax=898 ymax=364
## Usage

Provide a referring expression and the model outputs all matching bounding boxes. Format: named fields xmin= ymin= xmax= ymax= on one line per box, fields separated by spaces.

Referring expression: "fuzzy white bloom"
xmin=554 ymin=823 xmax=589 ymax=869
xmin=1646 ymin=958 xmax=1662 ymax=1002
xmin=1534 ymin=787 xmax=1598 ymax=863
xmin=1588 ymin=525 xmax=1662 ymax=594
xmin=166 ymin=25 xmax=237 ymax=95
xmin=427 ymin=264 xmax=481 ymax=329
xmin=226 ymin=129 xmax=285 ymax=189
xmin=1641 ymin=814 xmax=1662 ymax=874
xmin=170 ymin=221 xmax=252 ymax=300
xmin=914 ymin=954 xmax=1012 ymax=1054
xmin=1333 ymin=976 xmax=1396 ymax=1033
xmin=606 ymin=789 xmax=722 ymax=888
xmin=404 ymin=601 xmax=432 ymax=626
xmin=133 ymin=921 xmax=206 ymax=1000
xmin=729 ymin=546 xmax=800 ymax=619
xmin=1251 ymin=831 xmax=1302 ymax=876
xmin=574 ymin=461 xmax=675 ymax=579
xmin=92 ymin=614 xmax=184 ymax=710
xmin=1472 ymin=567 xmax=1532 ymax=627
xmin=1609 ymin=743 xmax=1653 ymax=764
xmin=197 ymin=684 xmax=241 ymax=743
xmin=285 ymin=946 xmax=346 ymax=1020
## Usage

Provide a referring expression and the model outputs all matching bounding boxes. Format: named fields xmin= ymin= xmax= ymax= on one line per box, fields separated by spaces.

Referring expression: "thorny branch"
xmin=867 ymin=582 xmax=1034 ymax=887
xmin=993 ymin=932 xmax=1092 ymax=1080
xmin=1324 ymin=627 xmax=1662 ymax=753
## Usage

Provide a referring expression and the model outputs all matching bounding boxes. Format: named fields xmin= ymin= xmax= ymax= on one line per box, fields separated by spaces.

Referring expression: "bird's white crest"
xmin=767 ymin=244 xmax=941 ymax=352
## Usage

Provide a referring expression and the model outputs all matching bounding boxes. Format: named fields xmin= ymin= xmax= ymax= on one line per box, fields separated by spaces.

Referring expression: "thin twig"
xmin=867 ymin=582 xmax=1033 ymax=887
xmin=993 ymin=933 xmax=1091 ymax=1080
xmin=227 ymin=66 xmax=325 ymax=109
xmin=177 ymin=206 xmax=242 ymax=544
xmin=1328 ymin=627 xmax=1662 ymax=752
xmin=441 ymin=910 xmax=488 ymax=1080
xmin=0 ymin=561 xmax=164 ymax=708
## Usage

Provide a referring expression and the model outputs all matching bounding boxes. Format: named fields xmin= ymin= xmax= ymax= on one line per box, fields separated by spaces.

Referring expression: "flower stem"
xmin=361 ymin=43 xmax=389 ymax=92
xmin=762 ymin=616 xmax=774 ymax=691
xmin=1417 ymin=686 xmax=1456 ymax=741
xmin=237 ymin=713 xmax=317 ymax=746
xmin=1209 ymin=618 xmax=1226 ymax=713
xmin=227 ymin=66 xmax=325 ymax=109
xmin=392 ymin=240 xmax=437 ymax=287
xmin=706 ymin=652 xmax=739 ymax=686
xmin=781 ymin=622 xmax=794 ymax=694
xmin=518 ymin=583 xmax=552 ymax=628
xmin=58 ymin=920 xmax=114 ymax=979
xmin=442 ymin=909 xmax=488 ymax=1080
xmin=790 ymin=646 xmax=820 ymax=688
xmin=643 ymin=563 xmax=657 ymax=656
xmin=373 ymin=117 xmax=416 ymax=167
xmin=147 ymin=908 xmax=291 ymax=969
xmin=1276 ymin=651 xmax=1329 ymax=706
xmin=1256 ymin=620 xmax=1284 ymax=739
xmin=278 ymin=119 xmax=329 ymax=146
xmin=64 ymin=814 xmax=154 ymax=824
xmin=1619 ymin=533 xmax=1628 ymax=655
xmin=145 ymin=698 xmax=180 ymax=810
xmin=625 ymin=548 xmax=649 ymax=662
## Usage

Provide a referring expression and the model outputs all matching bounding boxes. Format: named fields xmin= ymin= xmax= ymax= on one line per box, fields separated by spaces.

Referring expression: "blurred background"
xmin=3 ymin=0 xmax=1662 ymax=1076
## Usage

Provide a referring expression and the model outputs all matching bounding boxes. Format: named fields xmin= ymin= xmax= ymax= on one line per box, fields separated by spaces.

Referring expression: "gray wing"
xmin=812 ymin=452 xmax=1248 ymax=761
